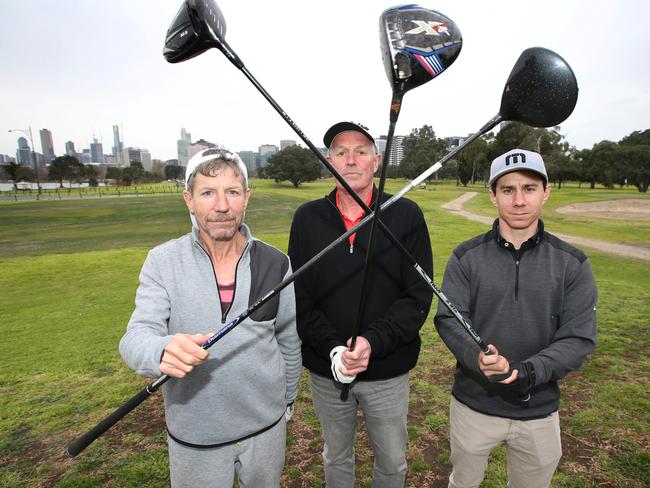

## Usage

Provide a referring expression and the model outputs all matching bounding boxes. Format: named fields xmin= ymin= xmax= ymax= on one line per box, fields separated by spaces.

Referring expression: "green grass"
xmin=0 ymin=178 xmax=648 ymax=487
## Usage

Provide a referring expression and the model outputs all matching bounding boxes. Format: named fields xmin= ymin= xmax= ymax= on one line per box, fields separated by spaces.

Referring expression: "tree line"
xmin=1 ymin=155 xmax=186 ymax=189
xmin=398 ymin=124 xmax=650 ymax=192
xmin=256 ymin=125 xmax=649 ymax=192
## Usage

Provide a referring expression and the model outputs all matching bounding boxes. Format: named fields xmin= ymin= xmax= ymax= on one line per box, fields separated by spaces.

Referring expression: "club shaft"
xmin=218 ymin=34 xmax=500 ymax=352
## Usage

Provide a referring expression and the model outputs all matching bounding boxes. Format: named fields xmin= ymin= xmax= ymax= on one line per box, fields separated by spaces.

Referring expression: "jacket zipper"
xmin=327 ymin=197 xmax=356 ymax=254
xmin=514 ymin=259 xmax=520 ymax=302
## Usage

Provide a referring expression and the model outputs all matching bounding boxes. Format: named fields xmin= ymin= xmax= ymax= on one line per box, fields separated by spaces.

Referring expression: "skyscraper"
xmin=90 ymin=138 xmax=104 ymax=164
xmin=39 ymin=128 xmax=55 ymax=163
xmin=16 ymin=137 xmax=32 ymax=166
xmin=112 ymin=125 xmax=124 ymax=165
xmin=65 ymin=141 xmax=76 ymax=156
xmin=177 ymin=127 xmax=192 ymax=166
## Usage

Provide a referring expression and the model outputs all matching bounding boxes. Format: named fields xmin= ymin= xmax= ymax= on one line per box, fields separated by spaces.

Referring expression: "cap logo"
xmin=505 ymin=152 xmax=526 ymax=166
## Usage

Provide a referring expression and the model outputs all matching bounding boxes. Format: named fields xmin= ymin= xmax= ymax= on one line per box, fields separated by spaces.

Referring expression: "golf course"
xmin=1 ymin=179 xmax=648 ymax=487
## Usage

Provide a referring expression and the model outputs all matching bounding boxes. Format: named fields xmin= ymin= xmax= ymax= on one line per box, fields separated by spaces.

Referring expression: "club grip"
xmin=64 ymin=387 xmax=153 ymax=458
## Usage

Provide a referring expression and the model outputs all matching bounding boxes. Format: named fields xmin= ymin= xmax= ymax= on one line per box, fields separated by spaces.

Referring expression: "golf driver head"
xmin=163 ymin=0 xmax=226 ymax=63
xmin=380 ymin=4 xmax=462 ymax=96
xmin=500 ymin=47 xmax=578 ymax=127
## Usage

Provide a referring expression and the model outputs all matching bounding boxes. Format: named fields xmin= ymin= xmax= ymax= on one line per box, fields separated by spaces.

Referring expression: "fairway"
xmin=1 ymin=179 xmax=648 ymax=487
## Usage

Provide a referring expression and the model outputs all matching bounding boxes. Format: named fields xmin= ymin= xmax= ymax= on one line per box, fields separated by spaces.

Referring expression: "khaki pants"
xmin=448 ymin=397 xmax=562 ymax=488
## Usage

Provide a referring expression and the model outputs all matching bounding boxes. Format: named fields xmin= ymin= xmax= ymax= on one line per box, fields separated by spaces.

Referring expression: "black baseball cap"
xmin=323 ymin=121 xmax=375 ymax=148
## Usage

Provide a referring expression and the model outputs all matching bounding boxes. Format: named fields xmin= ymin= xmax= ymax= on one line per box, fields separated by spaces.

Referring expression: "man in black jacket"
xmin=288 ymin=121 xmax=433 ymax=487
xmin=434 ymin=148 xmax=598 ymax=488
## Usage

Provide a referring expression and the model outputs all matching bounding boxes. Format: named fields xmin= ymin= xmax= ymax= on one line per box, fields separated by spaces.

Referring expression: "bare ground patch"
xmin=556 ymin=199 xmax=650 ymax=220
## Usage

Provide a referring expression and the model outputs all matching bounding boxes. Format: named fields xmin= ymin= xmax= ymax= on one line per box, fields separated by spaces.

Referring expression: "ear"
xmin=374 ymin=152 xmax=382 ymax=173
xmin=489 ymin=188 xmax=497 ymax=206
xmin=183 ymin=190 xmax=194 ymax=214
xmin=542 ymin=185 xmax=551 ymax=204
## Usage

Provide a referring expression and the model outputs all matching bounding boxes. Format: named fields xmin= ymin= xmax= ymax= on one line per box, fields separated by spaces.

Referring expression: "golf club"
xmin=341 ymin=4 xmax=462 ymax=400
xmin=163 ymin=0 xmax=475 ymax=385
xmin=64 ymin=12 xmax=576 ymax=457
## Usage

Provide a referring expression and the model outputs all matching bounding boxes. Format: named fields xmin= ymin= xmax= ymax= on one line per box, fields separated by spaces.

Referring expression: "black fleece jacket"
xmin=288 ymin=188 xmax=433 ymax=380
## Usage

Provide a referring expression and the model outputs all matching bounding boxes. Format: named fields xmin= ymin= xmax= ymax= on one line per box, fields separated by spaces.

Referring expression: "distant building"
xmin=188 ymin=138 xmax=217 ymax=160
xmin=165 ymin=158 xmax=180 ymax=166
xmin=377 ymin=135 xmax=405 ymax=165
xmin=177 ymin=127 xmax=192 ymax=166
xmin=65 ymin=141 xmax=76 ymax=156
xmin=123 ymin=147 xmax=152 ymax=171
xmin=258 ymin=144 xmax=278 ymax=168
xmin=444 ymin=135 xmax=469 ymax=148
xmin=238 ymin=150 xmax=259 ymax=174
xmin=90 ymin=138 xmax=104 ymax=164
xmin=112 ymin=125 xmax=124 ymax=165
xmin=16 ymin=137 xmax=32 ymax=166
xmin=280 ymin=139 xmax=297 ymax=150
xmin=104 ymin=154 xmax=118 ymax=166
xmin=39 ymin=128 xmax=55 ymax=163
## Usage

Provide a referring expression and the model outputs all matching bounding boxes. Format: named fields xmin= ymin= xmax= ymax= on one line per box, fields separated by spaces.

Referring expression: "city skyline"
xmin=1 ymin=1 xmax=648 ymax=161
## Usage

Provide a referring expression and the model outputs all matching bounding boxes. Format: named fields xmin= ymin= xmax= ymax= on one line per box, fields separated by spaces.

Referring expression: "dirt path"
xmin=441 ymin=192 xmax=650 ymax=261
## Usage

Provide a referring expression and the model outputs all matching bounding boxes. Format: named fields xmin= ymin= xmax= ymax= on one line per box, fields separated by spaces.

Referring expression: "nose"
xmin=513 ymin=188 xmax=525 ymax=206
xmin=213 ymin=191 xmax=229 ymax=212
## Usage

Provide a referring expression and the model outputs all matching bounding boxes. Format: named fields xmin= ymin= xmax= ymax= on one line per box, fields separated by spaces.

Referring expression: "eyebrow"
xmin=498 ymin=182 xmax=539 ymax=191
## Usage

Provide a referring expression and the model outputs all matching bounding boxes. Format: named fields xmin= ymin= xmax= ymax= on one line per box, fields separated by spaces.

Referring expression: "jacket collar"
xmin=491 ymin=219 xmax=544 ymax=255
xmin=191 ymin=223 xmax=253 ymax=251
xmin=326 ymin=186 xmax=379 ymax=209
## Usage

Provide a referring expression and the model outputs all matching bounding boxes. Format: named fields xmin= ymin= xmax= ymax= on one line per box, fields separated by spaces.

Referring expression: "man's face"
xmin=183 ymin=167 xmax=250 ymax=243
xmin=327 ymin=131 xmax=381 ymax=195
xmin=489 ymin=170 xmax=550 ymax=234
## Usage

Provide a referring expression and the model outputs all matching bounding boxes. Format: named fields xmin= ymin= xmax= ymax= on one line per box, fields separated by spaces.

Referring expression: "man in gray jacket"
xmin=434 ymin=149 xmax=597 ymax=488
xmin=119 ymin=147 xmax=301 ymax=488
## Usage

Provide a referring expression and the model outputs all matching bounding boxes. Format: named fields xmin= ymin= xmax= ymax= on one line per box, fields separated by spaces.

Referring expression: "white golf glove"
xmin=285 ymin=402 xmax=294 ymax=422
xmin=330 ymin=346 xmax=356 ymax=384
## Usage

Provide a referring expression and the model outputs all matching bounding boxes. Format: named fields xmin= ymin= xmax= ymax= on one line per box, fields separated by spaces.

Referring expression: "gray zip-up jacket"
xmin=119 ymin=224 xmax=301 ymax=446
xmin=434 ymin=220 xmax=597 ymax=419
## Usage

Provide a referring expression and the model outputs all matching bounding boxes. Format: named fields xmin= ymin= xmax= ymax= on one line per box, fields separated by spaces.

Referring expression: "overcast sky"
xmin=1 ymin=0 xmax=649 ymax=162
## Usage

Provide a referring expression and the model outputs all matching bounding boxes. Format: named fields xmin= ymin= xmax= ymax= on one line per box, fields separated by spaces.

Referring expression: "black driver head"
xmin=163 ymin=0 xmax=227 ymax=63
xmin=379 ymin=4 xmax=462 ymax=96
xmin=500 ymin=47 xmax=579 ymax=127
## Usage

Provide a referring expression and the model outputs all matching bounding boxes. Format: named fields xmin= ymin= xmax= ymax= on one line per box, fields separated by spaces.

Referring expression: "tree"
xmin=619 ymin=129 xmax=650 ymax=192
xmin=122 ymin=161 xmax=145 ymax=186
xmin=399 ymin=125 xmax=449 ymax=180
xmin=85 ymin=165 xmax=99 ymax=187
xmin=457 ymin=137 xmax=489 ymax=186
xmin=263 ymin=145 xmax=321 ymax=188
xmin=106 ymin=166 xmax=123 ymax=183
xmin=3 ymin=162 xmax=22 ymax=190
xmin=165 ymin=165 xmax=183 ymax=181
xmin=48 ymin=155 xmax=82 ymax=188
xmin=617 ymin=145 xmax=650 ymax=193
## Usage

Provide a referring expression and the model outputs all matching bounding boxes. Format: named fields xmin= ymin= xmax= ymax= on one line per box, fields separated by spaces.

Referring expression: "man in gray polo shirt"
xmin=435 ymin=148 xmax=598 ymax=488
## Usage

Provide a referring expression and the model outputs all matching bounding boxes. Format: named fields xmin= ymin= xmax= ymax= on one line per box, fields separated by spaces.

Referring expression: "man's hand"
xmin=479 ymin=344 xmax=517 ymax=384
xmin=160 ymin=333 xmax=212 ymax=378
xmin=330 ymin=346 xmax=356 ymax=384
xmin=341 ymin=337 xmax=371 ymax=376
xmin=285 ymin=403 xmax=295 ymax=422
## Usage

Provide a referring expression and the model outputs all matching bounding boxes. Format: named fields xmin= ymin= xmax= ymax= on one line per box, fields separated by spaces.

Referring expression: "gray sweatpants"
xmin=167 ymin=417 xmax=286 ymax=488
xmin=309 ymin=372 xmax=410 ymax=488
